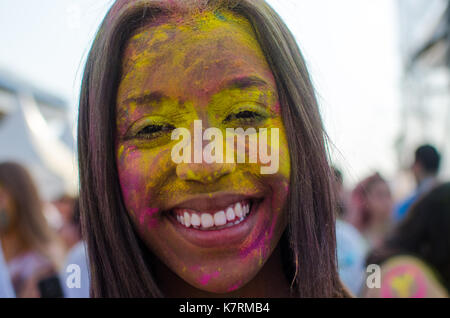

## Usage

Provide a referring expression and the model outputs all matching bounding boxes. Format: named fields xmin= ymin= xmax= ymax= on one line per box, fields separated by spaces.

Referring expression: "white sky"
xmin=0 ymin=0 xmax=402 ymax=186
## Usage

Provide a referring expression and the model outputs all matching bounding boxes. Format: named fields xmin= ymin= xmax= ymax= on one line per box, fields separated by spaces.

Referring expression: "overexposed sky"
xmin=268 ymin=0 xmax=402 ymax=185
xmin=0 ymin=0 xmax=402 ymax=186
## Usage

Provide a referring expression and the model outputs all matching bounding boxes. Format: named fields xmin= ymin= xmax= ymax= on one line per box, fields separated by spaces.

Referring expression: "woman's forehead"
xmin=117 ymin=9 xmax=275 ymax=106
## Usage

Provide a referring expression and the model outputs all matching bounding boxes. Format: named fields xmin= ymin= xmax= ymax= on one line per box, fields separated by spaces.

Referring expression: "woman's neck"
xmin=154 ymin=244 xmax=291 ymax=298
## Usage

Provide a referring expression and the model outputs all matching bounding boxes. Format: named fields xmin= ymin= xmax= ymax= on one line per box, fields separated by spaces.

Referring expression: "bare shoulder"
xmin=366 ymin=255 xmax=448 ymax=298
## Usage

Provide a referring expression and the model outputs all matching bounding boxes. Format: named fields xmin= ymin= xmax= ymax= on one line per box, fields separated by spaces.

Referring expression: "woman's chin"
xmin=171 ymin=248 xmax=272 ymax=295
xmin=182 ymin=270 xmax=254 ymax=295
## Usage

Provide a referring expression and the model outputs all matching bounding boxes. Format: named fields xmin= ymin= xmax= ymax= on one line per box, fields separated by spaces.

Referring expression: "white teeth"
xmin=235 ymin=202 xmax=243 ymax=218
xmin=226 ymin=207 xmax=235 ymax=221
xmin=191 ymin=213 xmax=201 ymax=226
xmin=213 ymin=211 xmax=227 ymax=226
xmin=184 ymin=212 xmax=191 ymax=227
xmin=174 ymin=200 xmax=252 ymax=229
xmin=201 ymin=213 xmax=214 ymax=228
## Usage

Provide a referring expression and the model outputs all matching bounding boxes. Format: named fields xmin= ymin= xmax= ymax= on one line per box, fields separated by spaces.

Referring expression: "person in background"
xmin=0 ymin=241 xmax=15 ymax=297
xmin=0 ymin=162 xmax=64 ymax=297
xmin=60 ymin=199 xmax=90 ymax=298
xmin=394 ymin=144 xmax=441 ymax=222
xmin=333 ymin=168 xmax=368 ymax=296
xmin=364 ymin=182 xmax=450 ymax=298
xmin=346 ymin=173 xmax=393 ymax=249
xmin=52 ymin=195 xmax=81 ymax=251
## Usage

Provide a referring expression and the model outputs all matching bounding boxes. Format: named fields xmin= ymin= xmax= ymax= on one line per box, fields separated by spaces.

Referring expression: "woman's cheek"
xmin=251 ymin=127 xmax=290 ymax=260
xmin=232 ymin=132 xmax=289 ymax=272
xmin=117 ymin=144 xmax=172 ymax=230
xmin=278 ymin=128 xmax=291 ymax=181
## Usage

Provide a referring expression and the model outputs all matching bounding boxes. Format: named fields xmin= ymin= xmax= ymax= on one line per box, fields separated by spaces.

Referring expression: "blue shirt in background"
xmin=394 ymin=177 xmax=437 ymax=222
xmin=0 ymin=241 xmax=15 ymax=298
xmin=336 ymin=219 xmax=368 ymax=296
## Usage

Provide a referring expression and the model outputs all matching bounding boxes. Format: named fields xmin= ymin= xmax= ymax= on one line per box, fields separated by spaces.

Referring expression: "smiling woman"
xmin=78 ymin=0 xmax=349 ymax=298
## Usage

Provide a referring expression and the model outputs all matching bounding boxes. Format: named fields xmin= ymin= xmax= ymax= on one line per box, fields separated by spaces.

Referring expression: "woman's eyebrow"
xmin=222 ymin=76 xmax=269 ymax=91
xmin=120 ymin=91 xmax=166 ymax=106
xmin=117 ymin=91 xmax=167 ymax=120
xmin=118 ymin=76 xmax=270 ymax=114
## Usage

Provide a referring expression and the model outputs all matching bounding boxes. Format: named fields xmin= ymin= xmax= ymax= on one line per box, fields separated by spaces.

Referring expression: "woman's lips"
xmin=166 ymin=194 xmax=264 ymax=249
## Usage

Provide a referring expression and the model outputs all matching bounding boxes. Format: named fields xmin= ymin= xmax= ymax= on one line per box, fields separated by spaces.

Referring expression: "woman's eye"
xmin=224 ymin=110 xmax=264 ymax=123
xmin=135 ymin=124 xmax=175 ymax=139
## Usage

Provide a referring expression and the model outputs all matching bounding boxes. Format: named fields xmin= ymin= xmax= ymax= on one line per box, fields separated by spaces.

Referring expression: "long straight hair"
xmin=78 ymin=0 xmax=348 ymax=297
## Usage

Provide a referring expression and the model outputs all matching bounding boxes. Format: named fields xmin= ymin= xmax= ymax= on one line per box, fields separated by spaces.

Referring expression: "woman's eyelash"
xmin=136 ymin=124 xmax=175 ymax=138
xmin=224 ymin=110 xmax=264 ymax=122
xmin=131 ymin=110 xmax=265 ymax=139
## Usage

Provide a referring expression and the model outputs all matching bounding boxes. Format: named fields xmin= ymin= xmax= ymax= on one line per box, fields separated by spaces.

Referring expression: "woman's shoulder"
xmin=374 ymin=254 xmax=448 ymax=297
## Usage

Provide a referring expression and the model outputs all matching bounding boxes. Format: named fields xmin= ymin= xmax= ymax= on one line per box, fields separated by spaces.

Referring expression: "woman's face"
xmin=115 ymin=10 xmax=290 ymax=293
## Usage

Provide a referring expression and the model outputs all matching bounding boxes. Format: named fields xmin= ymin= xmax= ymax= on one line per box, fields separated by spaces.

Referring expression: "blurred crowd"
xmin=335 ymin=144 xmax=450 ymax=297
xmin=0 ymin=144 xmax=449 ymax=298
xmin=0 ymin=162 xmax=88 ymax=298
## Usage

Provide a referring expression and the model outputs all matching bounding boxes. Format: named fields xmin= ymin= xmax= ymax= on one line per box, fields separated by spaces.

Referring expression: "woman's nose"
xmin=176 ymin=161 xmax=236 ymax=184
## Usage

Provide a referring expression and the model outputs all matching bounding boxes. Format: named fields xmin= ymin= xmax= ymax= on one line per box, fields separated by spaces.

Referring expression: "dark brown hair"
xmin=78 ymin=0 xmax=348 ymax=297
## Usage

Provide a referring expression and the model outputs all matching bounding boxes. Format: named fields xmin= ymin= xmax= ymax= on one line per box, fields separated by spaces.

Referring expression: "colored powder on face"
xmin=139 ymin=207 xmax=160 ymax=228
xmin=239 ymin=228 xmax=266 ymax=259
xmin=214 ymin=10 xmax=227 ymax=21
xmin=273 ymin=101 xmax=281 ymax=114
xmin=199 ymin=270 xmax=220 ymax=286
xmin=117 ymin=144 xmax=125 ymax=159
xmin=118 ymin=10 xmax=269 ymax=105
xmin=240 ymin=228 xmax=272 ymax=262
xmin=113 ymin=7 xmax=291 ymax=292
xmin=227 ymin=280 xmax=243 ymax=292
xmin=239 ymin=211 xmax=277 ymax=260
xmin=118 ymin=145 xmax=140 ymax=166
xmin=189 ymin=265 xmax=201 ymax=272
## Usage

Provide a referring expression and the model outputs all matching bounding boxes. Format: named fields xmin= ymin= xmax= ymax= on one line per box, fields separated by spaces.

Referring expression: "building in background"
xmin=0 ymin=68 xmax=77 ymax=201
xmin=396 ymin=0 xmax=450 ymax=180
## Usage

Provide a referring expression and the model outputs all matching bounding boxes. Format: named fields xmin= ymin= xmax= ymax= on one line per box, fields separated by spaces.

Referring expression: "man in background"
xmin=394 ymin=144 xmax=441 ymax=222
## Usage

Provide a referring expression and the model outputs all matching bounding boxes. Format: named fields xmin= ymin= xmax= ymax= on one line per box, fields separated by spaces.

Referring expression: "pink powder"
xmin=139 ymin=207 xmax=159 ymax=228
xmin=227 ymin=281 xmax=243 ymax=292
xmin=239 ymin=219 xmax=275 ymax=259
xmin=199 ymin=271 xmax=220 ymax=286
